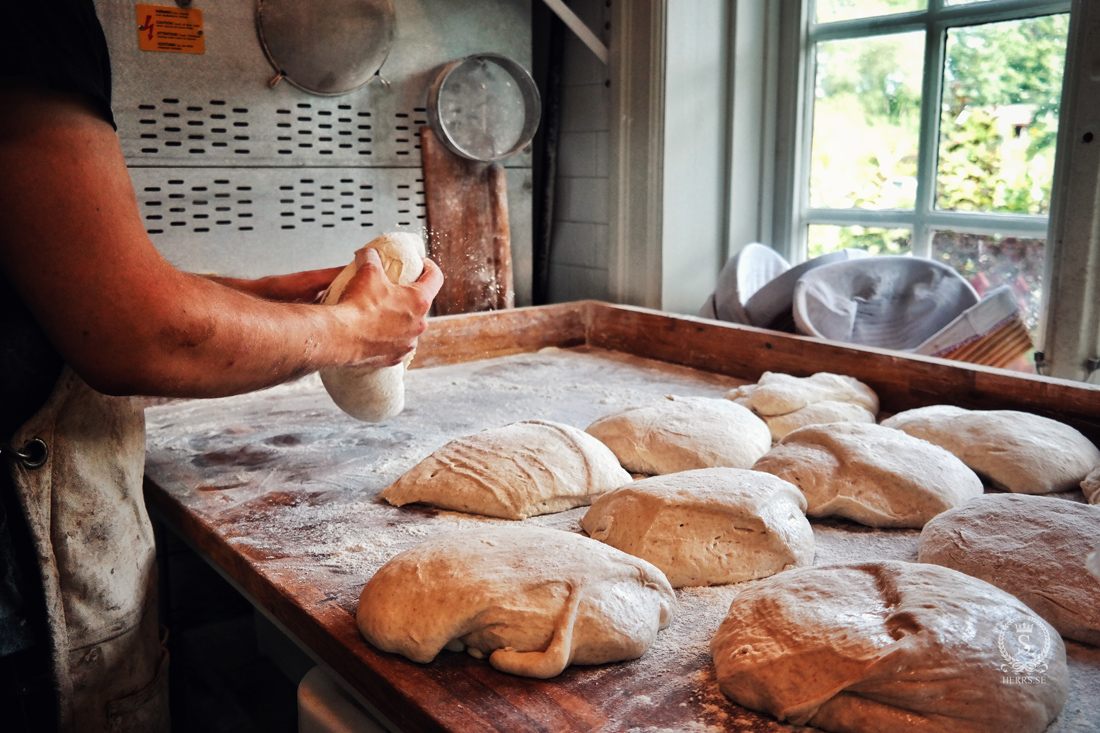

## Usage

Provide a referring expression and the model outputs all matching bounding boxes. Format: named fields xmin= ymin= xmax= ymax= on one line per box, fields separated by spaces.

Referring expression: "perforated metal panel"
xmin=93 ymin=0 xmax=533 ymax=301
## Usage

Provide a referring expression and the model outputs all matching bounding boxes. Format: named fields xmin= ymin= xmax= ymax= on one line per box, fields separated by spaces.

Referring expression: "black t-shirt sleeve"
xmin=0 ymin=0 xmax=116 ymax=129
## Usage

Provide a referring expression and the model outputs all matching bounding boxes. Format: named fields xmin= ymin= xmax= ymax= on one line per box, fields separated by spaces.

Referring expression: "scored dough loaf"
xmin=580 ymin=468 xmax=814 ymax=587
xmin=881 ymin=405 xmax=1100 ymax=495
xmin=381 ymin=420 xmax=631 ymax=519
xmin=585 ymin=396 xmax=771 ymax=475
xmin=919 ymin=493 xmax=1100 ymax=646
xmin=726 ymin=372 xmax=879 ymax=441
xmin=320 ymin=232 xmax=426 ymax=423
xmin=752 ymin=422 xmax=983 ymax=528
xmin=356 ymin=526 xmax=676 ymax=679
xmin=710 ymin=561 xmax=1069 ymax=733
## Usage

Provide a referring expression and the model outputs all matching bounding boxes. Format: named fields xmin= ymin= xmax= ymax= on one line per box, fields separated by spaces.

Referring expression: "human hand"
xmin=333 ymin=248 xmax=444 ymax=368
xmin=205 ymin=267 xmax=344 ymax=303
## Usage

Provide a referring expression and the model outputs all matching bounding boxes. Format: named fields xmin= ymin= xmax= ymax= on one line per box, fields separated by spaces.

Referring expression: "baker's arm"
xmin=203 ymin=267 xmax=344 ymax=304
xmin=0 ymin=83 xmax=443 ymax=398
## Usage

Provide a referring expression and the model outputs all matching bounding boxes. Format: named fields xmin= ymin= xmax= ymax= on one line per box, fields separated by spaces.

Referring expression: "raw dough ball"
xmin=737 ymin=371 xmax=879 ymax=416
xmin=919 ymin=494 xmax=1100 ymax=646
xmin=881 ymin=405 xmax=1100 ymax=495
xmin=356 ymin=526 xmax=676 ymax=679
xmin=764 ymin=400 xmax=877 ymax=441
xmin=752 ymin=422 xmax=982 ymax=528
xmin=320 ymin=232 xmax=426 ymax=422
xmin=710 ymin=561 xmax=1069 ymax=733
xmin=585 ymin=396 xmax=771 ymax=475
xmin=726 ymin=372 xmax=879 ymax=441
xmin=580 ymin=468 xmax=814 ymax=587
xmin=381 ymin=420 xmax=631 ymax=520
xmin=1082 ymin=464 xmax=1100 ymax=504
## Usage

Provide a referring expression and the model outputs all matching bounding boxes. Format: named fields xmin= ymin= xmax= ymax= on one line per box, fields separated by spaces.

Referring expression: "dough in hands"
xmin=585 ymin=396 xmax=771 ymax=475
xmin=1081 ymin=464 xmax=1100 ymax=504
xmin=356 ymin=526 xmax=676 ymax=679
xmin=380 ymin=420 xmax=631 ymax=520
xmin=881 ymin=405 xmax=1100 ymax=495
xmin=580 ymin=468 xmax=814 ymax=587
xmin=710 ymin=561 xmax=1068 ymax=733
xmin=320 ymin=232 xmax=426 ymax=423
xmin=919 ymin=493 xmax=1100 ymax=646
xmin=752 ymin=422 xmax=983 ymax=528
xmin=727 ymin=372 xmax=878 ymax=441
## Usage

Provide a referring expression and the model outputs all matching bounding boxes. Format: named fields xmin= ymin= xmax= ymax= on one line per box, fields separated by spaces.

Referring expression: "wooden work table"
xmin=142 ymin=302 xmax=1100 ymax=732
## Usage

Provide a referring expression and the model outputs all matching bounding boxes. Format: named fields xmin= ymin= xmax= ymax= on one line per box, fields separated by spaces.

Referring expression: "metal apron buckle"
xmin=1 ymin=437 xmax=50 ymax=469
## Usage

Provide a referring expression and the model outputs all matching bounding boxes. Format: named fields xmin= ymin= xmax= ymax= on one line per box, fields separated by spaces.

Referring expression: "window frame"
xmin=786 ymin=0 xmax=1071 ymax=263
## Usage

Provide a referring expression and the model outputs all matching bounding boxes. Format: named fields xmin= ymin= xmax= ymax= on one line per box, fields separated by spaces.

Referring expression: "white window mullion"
xmin=911 ymin=4 xmax=946 ymax=259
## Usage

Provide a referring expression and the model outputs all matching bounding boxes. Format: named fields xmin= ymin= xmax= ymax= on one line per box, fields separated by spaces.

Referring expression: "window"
xmin=786 ymin=0 xmax=1070 ymax=345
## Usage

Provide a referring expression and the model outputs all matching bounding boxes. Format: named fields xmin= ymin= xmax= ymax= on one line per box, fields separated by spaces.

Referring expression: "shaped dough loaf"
xmin=727 ymin=372 xmax=878 ymax=441
xmin=320 ymin=232 xmax=426 ymax=422
xmin=581 ymin=468 xmax=814 ymax=587
xmin=381 ymin=420 xmax=631 ymax=519
xmin=357 ymin=526 xmax=676 ymax=679
xmin=752 ymin=422 xmax=982 ymax=528
xmin=881 ymin=405 xmax=1100 ymax=495
xmin=710 ymin=561 xmax=1068 ymax=733
xmin=919 ymin=494 xmax=1100 ymax=646
xmin=585 ymin=396 xmax=771 ymax=475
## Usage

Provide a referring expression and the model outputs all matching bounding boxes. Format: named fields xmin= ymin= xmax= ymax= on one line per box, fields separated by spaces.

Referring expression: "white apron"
xmin=6 ymin=366 xmax=168 ymax=732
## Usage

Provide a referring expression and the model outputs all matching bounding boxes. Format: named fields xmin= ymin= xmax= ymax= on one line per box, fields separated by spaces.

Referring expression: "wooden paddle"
xmin=420 ymin=127 xmax=514 ymax=315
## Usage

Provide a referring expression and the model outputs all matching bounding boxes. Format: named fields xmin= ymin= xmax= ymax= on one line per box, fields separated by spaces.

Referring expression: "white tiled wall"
xmin=548 ymin=0 xmax=613 ymax=303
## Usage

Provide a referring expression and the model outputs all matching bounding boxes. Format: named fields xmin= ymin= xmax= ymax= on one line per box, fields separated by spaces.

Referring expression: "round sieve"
xmin=427 ymin=53 xmax=541 ymax=162
xmin=257 ymin=0 xmax=395 ymax=96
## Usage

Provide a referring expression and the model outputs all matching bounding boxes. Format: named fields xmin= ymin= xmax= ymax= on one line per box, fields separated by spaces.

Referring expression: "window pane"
xmin=937 ymin=14 xmax=1069 ymax=214
xmin=816 ymin=0 xmax=925 ymax=24
xmin=932 ymin=231 xmax=1044 ymax=338
xmin=808 ymin=225 xmax=912 ymax=259
xmin=809 ymin=33 xmax=924 ymax=210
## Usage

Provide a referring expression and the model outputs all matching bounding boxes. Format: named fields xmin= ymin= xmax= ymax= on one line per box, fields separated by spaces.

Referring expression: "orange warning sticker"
xmin=136 ymin=5 xmax=204 ymax=54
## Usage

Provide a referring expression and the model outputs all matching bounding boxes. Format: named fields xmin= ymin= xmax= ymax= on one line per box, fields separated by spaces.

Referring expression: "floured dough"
xmin=320 ymin=232 xmax=426 ymax=422
xmin=727 ymin=372 xmax=879 ymax=441
xmin=356 ymin=526 xmax=676 ymax=679
xmin=732 ymin=371 xmax=879 ymax=416
xmin=711 ymin=561 xmax=1068 ymax=733
xmin=764 ymin=401 xmax=876 ymax=441
xmin=881 ymin=405 xmax=1100 ymax=494
xmin=752 ymin=422 xmax=982 ymax=528
xmin=919 ymin=494 xmax=1100 ymax=646
xmin=580 ymin=468 xmax=813 ymax=587
xmin=585 ymin=396 xmax=771 ymax=475
xmin=381 ymin=420 xmax=631 ymax=519
xmin=1082 ymin=464 xmax=1100 ymax=504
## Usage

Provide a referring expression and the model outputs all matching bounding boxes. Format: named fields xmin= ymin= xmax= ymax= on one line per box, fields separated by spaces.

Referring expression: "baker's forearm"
xmin=0 ymin=84 xmax=436 ymax=399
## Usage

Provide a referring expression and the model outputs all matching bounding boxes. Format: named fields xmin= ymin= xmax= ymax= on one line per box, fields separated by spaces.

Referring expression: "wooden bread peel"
xmin=421 ymin=127 xmax=514 ymax=315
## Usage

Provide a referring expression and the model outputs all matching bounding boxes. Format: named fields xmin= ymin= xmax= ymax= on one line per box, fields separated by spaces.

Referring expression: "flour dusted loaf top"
xmin=881 ymin=405 xmax=1100 ymax=495
xmin=585 ymin=395 xmax=771 ymax=475
xmin=752 ymin=422 xmax=983 ymax=528
xmin=356 ymin=526 xmax=676 ymax=679
xmin=580 ymin=468 xmax=814 ymax=588
xmin=919 ymin=493 xmax=1100 ymax=646
xmin=380 ymin=420 xmax=631 ymax=520
xmin=727 ymin=372 xmax=878 ymax=441
xmin=710 ymin=561 xmax=1068 ymax=733
xmin=320 ymin=232 xmax=426 ymax=422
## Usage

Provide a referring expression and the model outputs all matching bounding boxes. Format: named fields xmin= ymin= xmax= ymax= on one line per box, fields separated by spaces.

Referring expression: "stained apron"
xmin=6 ymin=367 xmax=168 ymax=732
